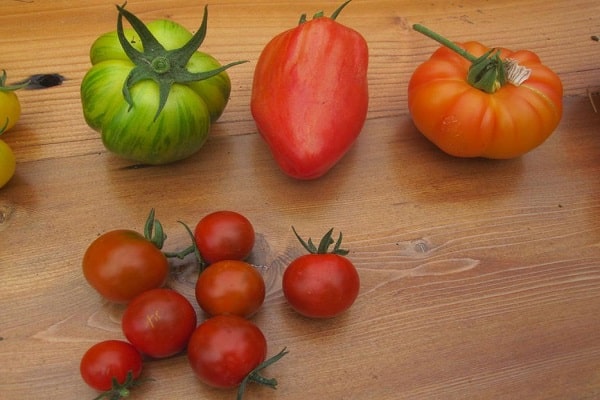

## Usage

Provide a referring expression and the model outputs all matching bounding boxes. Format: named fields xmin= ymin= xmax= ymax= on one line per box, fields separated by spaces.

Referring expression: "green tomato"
xmin=80 ymin=5 xmax=244 ymax=165
xmin=0 ymin=139 xmax=16 ymax=189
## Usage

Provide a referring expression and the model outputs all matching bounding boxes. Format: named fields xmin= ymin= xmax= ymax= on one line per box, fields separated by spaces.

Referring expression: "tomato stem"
xmin=236 ymin=347 xmax=288 ymax=400
xmin=299 ymin=0 xmax=352 ymax=24
xmin=412 ymin=24 xmax=530 ymax=93
xmin=0 ymin=70 xmax=29 ymax=92
xmin=143 ymin=208 xmax=167 ymax=249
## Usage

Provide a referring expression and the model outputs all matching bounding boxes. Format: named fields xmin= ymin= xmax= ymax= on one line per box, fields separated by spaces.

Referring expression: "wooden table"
xmin=1 ymin=1 xmax=599 ymax=399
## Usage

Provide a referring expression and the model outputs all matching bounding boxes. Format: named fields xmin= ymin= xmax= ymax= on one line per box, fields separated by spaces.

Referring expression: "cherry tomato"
xmin=283 ymin=228 xmax=360 ymax=318
xmin=0 ymin=70 xmax=25 ymax=133
xmin=194 ymin=211 xmax=255 ymax=264
xmin=195 ymin=260 xmax=265 ymax=318
xmin=122 ymin=288 xmax=197 ymax=358
xmin=82 ymin=229 xmax=169 ymax=303
xmin=0 ymin=138 xmax=16 ymax=189
xmin=187 ymin=315 xmax=267 ymax=389
xmin=80 ymin=340 xmax=143 ymax=393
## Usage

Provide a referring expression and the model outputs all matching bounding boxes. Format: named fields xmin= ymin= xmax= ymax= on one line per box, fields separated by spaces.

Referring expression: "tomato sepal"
xmin=292 ymin=226 xmax=349 ymax=256
xmin=412 ymin=24 xmax=532 ymax=93
xmin=298 ymin=0 xmax=352 ymax=24
xmin=115 ymin=4 xmax=247 ymax=120
xmin=91 ymin=371 xmax=145 ymax=400
xmin=237 ymin=347 xmax=289 ymax=400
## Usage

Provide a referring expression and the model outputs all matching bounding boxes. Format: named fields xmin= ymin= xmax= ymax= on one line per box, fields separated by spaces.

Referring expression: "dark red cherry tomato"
xmin=283 ymin=227 xmax=360 ymax=318
xmin=122 ymin=288 xmax=197 ymax=358
xmin=80 ymin=340 xmax=143 ymax=395
xmin=195 ymin=260 xmax=265 ymax=318
xmin=187 ymin=315 xmax=267 ymax=388
xmin=194 ymin=211 xmax=255 ymax=264
xmin=82 ymin=229 xmax=169 ymax=303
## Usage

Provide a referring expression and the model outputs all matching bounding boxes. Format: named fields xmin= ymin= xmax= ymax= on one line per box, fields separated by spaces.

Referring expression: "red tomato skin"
xmin=282 ymin=253 xmax=360 ymax=318
xmin=80 ymin=340 xmax=143 ymax=392
xmin=187 ymin=315 xmax=267 ymax=388
xmin=194 ymin=211 xmax=255 ymax=264
xmin=82 ymin=229 xmax=169 ymax=303
xmin=195 ymin=260 xmax=266 ymax=318
xmin=122 ymin=288 xmax=197 ymax=358
xmin=251 ymin=17 xmax=369 ymax=179
xmin=408 ymin=41 xmax=563 ymax=159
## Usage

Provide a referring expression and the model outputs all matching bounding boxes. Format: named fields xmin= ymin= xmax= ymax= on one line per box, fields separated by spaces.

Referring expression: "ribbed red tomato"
xmin=408 ymin=25 xmax=563 ymax=158
xmin=251 ymin=1 xmax=368 ymax=179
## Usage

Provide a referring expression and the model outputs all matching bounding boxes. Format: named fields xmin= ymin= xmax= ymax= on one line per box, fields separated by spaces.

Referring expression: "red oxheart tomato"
xmin=194 ymin=210 xmax=255 ymax=264
xmin=408 ymin=25 xmax=563 ymax=159
xmin=195 ymin=260 xmax=265 ymax=318
xmin=187 ymin=315 xmax=267 ymax=389
xmin=80 ymin=340 xmax=143 ymax=394
xmin=122 ymin=288 xmax=197 ymax=358
xmin=283 ymin=228 xmax=360 ymax=318
xmin=82 ymin=229 xmax=169 ymax=303
xmin=251 ymin=1 xmax=368 ymax=179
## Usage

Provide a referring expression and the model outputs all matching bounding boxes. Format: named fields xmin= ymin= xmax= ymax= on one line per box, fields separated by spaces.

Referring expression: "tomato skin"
xmin=194 ymin=211 xmax=255 ymax=264
xmin=0 ymin=139 xmax=16 ymax=188
xmin=81 ymin=16 xmax=233 ymax=164
xmin=122 ymin=288 xmax=197 ymax=358
xmin=408 ymin=41 xmax=563 ymax=158
xmin=0 ymin=90 xmax=20 ymax=133
xmin=187 ymin=315 xmax=267 ymax=389
xmin=82 ymin=229 xmax=169 ymax=303
xmin=251 ymin=14 xmax=369 ymax=179
xmin=195 ymin=260 xmax=265 ymax=318
xmin=80 ymin=340 xmax=143 ymax=392
xmin=283 ymin=253 xmax=360 ymax=318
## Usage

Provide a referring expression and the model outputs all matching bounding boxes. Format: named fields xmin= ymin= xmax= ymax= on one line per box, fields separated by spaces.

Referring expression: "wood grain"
xmin=1 ymin=1 xmax=599 ymax=399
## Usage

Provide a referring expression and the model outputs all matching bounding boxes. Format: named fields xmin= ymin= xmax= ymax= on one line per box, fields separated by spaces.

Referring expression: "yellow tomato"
xmin=0 ymin=90 xmax=21 ymax=132
xmin=0 ymin=70 xmax=26 ymax=133
xmin=0 ymin=139 xmax=16 ymax=188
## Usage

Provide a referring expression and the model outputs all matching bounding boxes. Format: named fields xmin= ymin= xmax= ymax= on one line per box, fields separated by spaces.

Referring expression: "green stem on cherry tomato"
xmin=237 ymin=347 xmax=289 ymax=400
xmin=115 ymin=3 xmax=247 ymax=121
xmin=143 ymin=208 xmax=167 ymax=249
xmin=173 ymin=221 xmax=206 ymax=270
xmin=412 ymin=24 xmax=530 ymax=93
xmin=292 ymin=226 xmax=349 ymax=256
xmin=299 ymin=0 xmax=352 ymax=25
xmin=0 ymin=118 xmax=8 ymax=135
xmin=92 ymin=371 xmax=142 ymax=400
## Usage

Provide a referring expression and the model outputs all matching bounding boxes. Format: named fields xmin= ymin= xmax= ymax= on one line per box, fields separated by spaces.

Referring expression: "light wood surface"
xmin=1 ymin=1 xmax=600 ymax=399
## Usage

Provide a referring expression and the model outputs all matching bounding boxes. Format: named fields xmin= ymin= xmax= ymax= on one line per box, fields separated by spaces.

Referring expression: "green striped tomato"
xmin=81 ymin=5 xmax=243 ymax=165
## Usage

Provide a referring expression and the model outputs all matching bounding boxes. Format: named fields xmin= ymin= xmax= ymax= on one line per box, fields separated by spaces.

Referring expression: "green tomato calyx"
xmin=0 ymin=70 xmax=29 ymax=92
xmin=92 ymin=370 xmax=142 ymax=400
xmin=237 ymin=347 xmax=288 ymax=400
xmin=298 ymin=0 xmax=352 ymax=25
xmin=412 ymin=24 xmax=532 ymax=94
xmin=116 ymin=3 xmax=247 ymax=121
xmin=292 ymin=226 xmax=350 ymax=256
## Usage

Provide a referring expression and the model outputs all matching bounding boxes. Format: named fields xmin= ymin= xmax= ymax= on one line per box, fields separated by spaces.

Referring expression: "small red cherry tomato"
xmin=283 ymin=227 xmax=360 ymax=318
xmin=194 ymin=210 xmax=255 ymax=264
xmin=80 ymin=340 xmax=143 ymax=392
xmin=122 ymin=288 xmax=197 ymax=358
xmin=82 ymin=229 xmax=169 ymax=303
xmin=195 ymin=260 xmax=265 ymax=318
xmin=187 ymin=315 xmax=267 ymax=389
